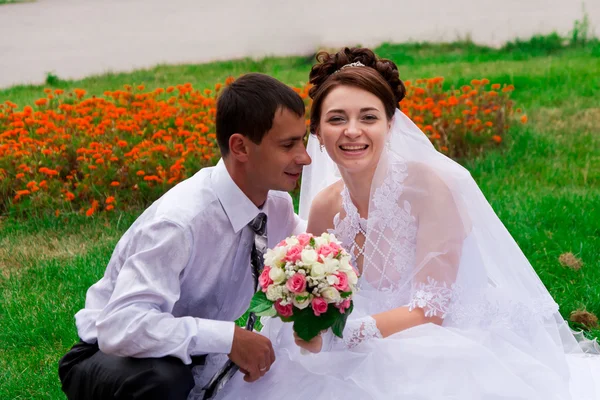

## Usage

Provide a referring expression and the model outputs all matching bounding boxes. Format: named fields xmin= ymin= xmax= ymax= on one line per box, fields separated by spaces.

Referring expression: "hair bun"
xmin=308 ymin=47 xmax=406 ymax=104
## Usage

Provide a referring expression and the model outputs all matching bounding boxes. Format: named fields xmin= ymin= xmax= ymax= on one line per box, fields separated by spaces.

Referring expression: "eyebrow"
xmin=326 ymin=107 xmax=380 ymax=115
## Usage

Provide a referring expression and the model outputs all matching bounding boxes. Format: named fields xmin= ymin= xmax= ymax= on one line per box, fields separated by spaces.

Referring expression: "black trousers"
xmin=58 ymin=340 xmax=205 ymax=400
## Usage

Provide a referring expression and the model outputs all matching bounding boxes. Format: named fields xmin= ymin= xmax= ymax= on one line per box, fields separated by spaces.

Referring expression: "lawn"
xmin=1 ymin=36 xmax=599 ymax=399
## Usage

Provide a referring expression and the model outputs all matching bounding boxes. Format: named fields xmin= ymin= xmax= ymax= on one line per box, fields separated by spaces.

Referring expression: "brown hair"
xmin=216 ymin=73 xmax=305 ymax=157
xmin=308 ymin=48 xmax=406 ymax=134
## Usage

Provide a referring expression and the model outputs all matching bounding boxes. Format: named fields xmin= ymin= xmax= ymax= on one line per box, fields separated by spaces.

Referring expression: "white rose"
xmin=338 ymin=256 xmax=353 ymax=273
xmin=269 ymin=267 xmax=286 ymax=285
xmin=322 ymin=257 xmax=340 ymax=274
xmin=266 ymin=285 xmax=284 ymax=301
xmin=301 ymin=249 xmax=318 ymax=265
xmin=292 ymin=292 xmax=311 ymax=309
xmin=346 ymin=269 xmax=358 ymax=285
xmin=310 ymin=262 xmax=325 ymax=278
xmin=285 ymin=237 xmax=299 ymax=246
xmin=320 ymin=287 xmax=341 ymax=303
xmin=264 ymin=246 xmax=286 ymax=267
xmin=314 ymin=236 xmax=328 ymax=247
xmin=326 ymin=274 xmax=340 ymax=286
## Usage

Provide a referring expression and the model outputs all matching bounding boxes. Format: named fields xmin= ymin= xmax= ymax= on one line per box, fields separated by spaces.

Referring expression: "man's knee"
xmin=144 ymin=357 xmax=195 ymax=400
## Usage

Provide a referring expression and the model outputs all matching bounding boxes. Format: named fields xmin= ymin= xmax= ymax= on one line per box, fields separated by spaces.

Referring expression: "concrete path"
xmin=0 ymin=0 xmax=598 ymax=88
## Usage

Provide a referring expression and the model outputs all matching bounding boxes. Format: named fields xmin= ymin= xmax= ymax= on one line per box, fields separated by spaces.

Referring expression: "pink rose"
xmin=258 ymin=267 xmax=273 ymax=292
xmin=274 ymin=300 xmax=293 ymax=318
xmin=277 ymin=239 xmax=287 ymax=247
xmin=333 ymin=272 xmax=349 ymax=291
xmin=336 ymin=299 xmax=351 ymax=314
xmin=296 ymin=233 xmax=312 ymax=247
xmin=317 ymin=244 xmax=337 ymax=259
xmin=311 ymin=297 xmax=328 ymax=317
xmin=284 ymin=244 xmax=303 ymax=263
xmin=285 ymin=273 xmax=307 ymax=294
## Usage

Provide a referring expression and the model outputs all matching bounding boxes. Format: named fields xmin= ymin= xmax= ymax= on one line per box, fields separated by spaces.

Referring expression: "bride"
xmin=215 ymin=47 xmax=600 ymax=399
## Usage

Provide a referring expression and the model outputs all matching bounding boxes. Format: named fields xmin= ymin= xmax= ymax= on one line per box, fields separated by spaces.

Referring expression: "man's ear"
xmin=228 ymin=133 xmax=250 ymax=162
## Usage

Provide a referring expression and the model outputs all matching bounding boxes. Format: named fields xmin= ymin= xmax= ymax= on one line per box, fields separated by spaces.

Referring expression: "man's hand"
xmin=228 ymin=325 xmax=275 ymax=382
xmin=293 ymin=331 xmax=324 ymax=353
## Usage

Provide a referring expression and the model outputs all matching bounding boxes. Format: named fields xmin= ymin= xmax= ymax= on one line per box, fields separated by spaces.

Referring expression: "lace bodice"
xmin=330 ymin=161 xmax=419 ymax=295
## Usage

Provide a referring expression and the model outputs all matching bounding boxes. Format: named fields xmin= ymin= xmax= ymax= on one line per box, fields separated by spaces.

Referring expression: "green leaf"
xmin=248 ymin=291 xmax=272 ymax=314
xmin=292 ymin=305 xmax=338 ymax=342
xmin=256 ymin=307 xmax=277 ymax=317
xmin=309 ymin=237 xmax=316 ymax=247
xmin=340 ymin=291 xmax=352 ymax=299
xmin=331 ymin=301 xmax=354 ymax=338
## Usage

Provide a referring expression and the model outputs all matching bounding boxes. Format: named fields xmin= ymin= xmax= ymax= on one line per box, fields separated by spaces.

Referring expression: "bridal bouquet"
xmin=248 ymin=233 xmax=359 ymax=341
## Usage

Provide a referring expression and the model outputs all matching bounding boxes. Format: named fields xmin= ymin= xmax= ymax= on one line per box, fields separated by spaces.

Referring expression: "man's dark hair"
xmin=216 ymin=73 xmax=306 ymax=157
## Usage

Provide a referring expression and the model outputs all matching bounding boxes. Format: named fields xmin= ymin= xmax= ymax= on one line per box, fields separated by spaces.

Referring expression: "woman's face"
xmin=317 ymin=85 xmax=391 ymax=176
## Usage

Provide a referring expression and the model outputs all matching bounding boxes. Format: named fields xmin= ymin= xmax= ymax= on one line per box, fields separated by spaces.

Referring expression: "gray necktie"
xmin=202 ymin=213 xmax=267 ymax=399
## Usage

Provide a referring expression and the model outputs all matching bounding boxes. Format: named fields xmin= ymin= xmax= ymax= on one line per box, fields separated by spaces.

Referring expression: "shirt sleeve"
xmin=95 ymin=218 xmax=235 ymax=364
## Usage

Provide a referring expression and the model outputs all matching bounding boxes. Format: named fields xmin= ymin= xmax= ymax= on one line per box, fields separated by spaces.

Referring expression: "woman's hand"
xmin=293 ymin=331 xmax=325 ymax=353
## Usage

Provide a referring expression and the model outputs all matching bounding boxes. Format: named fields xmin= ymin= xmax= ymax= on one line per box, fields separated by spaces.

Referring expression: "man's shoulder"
xmin=151 ymin=168 xmax=222 ymax=227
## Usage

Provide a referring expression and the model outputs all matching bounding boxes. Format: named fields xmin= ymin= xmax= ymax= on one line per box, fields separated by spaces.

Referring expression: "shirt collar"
xmin=213 ymin=159 xmax=263 ymax=233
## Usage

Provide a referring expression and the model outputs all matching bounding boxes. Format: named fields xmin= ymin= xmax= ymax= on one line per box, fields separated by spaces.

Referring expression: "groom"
xmin=58 ymin=73 xmax=311 ymax=399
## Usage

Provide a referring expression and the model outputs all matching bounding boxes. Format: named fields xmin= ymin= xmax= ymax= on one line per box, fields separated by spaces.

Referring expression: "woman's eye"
xmin=328 ymin=116 xmax=345 ymax=123
xmin=363 ymin=114 xmax=378 ymax=121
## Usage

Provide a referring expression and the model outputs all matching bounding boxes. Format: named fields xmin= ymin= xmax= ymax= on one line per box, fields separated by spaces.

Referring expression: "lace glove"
xmin=320 ymin=316 xmax=382 ymax=352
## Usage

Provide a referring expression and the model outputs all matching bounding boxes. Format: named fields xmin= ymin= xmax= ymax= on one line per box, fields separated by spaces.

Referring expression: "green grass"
xmin=1 ymin=36 xmax=599 ymax=399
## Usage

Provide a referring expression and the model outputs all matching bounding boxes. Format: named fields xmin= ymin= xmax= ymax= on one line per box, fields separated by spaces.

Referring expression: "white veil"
xmin=299 ymin=109 xmax=597 ymax=395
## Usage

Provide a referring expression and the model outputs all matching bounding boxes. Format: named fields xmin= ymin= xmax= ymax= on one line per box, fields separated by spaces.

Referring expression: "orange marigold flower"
xmin=74 ymin=89 xmax=87 ymax=99
xmin=16 ymin=173 xmax=25 ymax=179
xmin=441 ymin=146 xmax=449 ymax=152
xmin=55 ymin=210 xmax=60 ymax=217
xmin=455 ymin=119 xmax=462 ymax=125
xmin=106 ymin=205 xmax=115 ymax=211
xmin=520 ymin=115 xmax=528 ymax=124
xmin=85 ymin=207 xmax=95 ymax=217
xmin=106 ymin=196 xmax=115 ymax=204
xmin=65 ymin=192 xmax=76 ymax=201
xmin=110 ymin=181 xmax=120 ymax=187
xmin=492 ymin=135 xmax=502 ymax=143
xmin=55 ymin=89 xmax=64 ymax=95
xmin=166 ymin=86 xmax=175 ymax=93
xmin=35 ymin=98 xmax=48 ymax=106
xmin=491 ymin=84 xmax=501 ymax=90
xmin=225 ymin=77 xmax=235 ymax=86
xmin=137 ymin=85 xmax=145 ymax=91
xmin=485 ymin=121 xmax=494 ymax=127
xmin=215 ymin=83 xmax=222 ymax=91
xmin=136 ymin=170 xmax=145 ymax=176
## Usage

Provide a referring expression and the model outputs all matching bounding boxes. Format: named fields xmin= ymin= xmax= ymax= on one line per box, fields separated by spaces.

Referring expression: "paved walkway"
xmin=0 ymin=0 xmax=598 ymax=88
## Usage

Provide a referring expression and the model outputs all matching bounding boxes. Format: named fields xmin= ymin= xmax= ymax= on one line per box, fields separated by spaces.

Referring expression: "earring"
xmin=320 ymin=144 xmax=325 ymax=152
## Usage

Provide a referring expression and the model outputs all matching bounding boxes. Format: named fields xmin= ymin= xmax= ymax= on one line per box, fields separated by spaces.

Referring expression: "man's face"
xmin=246 ymin=108 xmax=311 ymax=193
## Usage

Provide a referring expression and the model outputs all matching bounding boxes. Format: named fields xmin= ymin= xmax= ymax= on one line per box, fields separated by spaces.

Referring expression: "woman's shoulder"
xmin=306 ymin=179 xmax=344 ymax=234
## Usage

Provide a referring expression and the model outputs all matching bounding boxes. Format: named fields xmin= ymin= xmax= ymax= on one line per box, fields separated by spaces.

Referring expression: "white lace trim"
xmin=408 ymin=276 xmax=456 ymax=318
xmin=328 ymin=316 xmax=383 ymax=351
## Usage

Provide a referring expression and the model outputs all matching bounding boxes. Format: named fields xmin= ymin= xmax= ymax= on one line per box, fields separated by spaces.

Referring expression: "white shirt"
xmin=75 ymin=160 xmax=305 ymax=364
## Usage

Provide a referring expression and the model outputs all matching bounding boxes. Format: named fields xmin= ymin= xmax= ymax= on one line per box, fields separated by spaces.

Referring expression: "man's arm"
xmin=95 ymin=218 xmax=235 ymax=364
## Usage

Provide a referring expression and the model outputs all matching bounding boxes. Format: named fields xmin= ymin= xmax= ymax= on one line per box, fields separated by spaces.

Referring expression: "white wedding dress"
xmin=211 ymin=110 xmax=600 ymax=400
xmin=215 ymin=187 xmax=600 ymax=400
